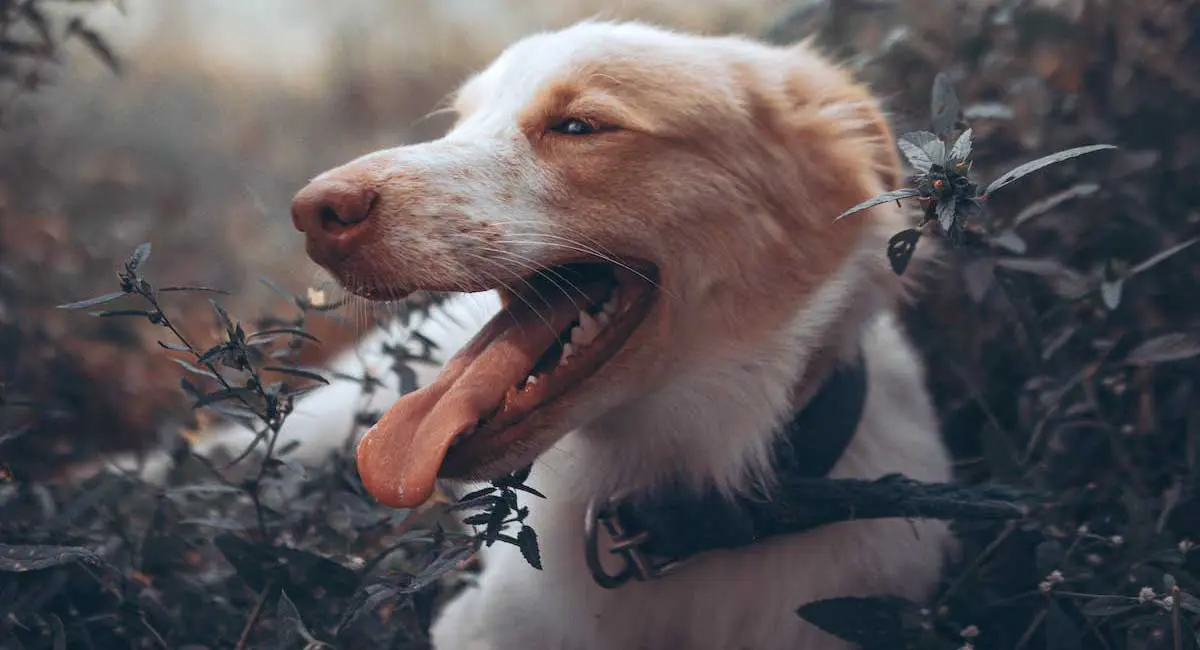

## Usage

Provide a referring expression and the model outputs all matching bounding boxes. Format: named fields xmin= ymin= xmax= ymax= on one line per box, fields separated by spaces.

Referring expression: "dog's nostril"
xmin=291 ymin=181 xmax=377 ymax=236
xmin=319 ymin=204 xmax=346 ymax=228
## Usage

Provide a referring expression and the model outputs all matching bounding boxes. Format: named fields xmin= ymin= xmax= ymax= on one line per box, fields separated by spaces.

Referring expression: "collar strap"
xmin=584 ymin=348 xmax=869 ymax=589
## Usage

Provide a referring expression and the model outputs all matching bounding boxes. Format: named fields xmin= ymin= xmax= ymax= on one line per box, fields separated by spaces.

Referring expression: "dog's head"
xmin=290 ymin=21 xmax=908 ymax=508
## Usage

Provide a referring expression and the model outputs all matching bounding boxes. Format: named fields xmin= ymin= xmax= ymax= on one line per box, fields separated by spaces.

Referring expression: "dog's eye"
xmin=548 ymin=118 xmax=598 ymax=135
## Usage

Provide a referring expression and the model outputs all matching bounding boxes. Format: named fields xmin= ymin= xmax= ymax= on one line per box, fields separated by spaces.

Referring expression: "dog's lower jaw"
xmin=429 ymin=307 xmax=954 ymax=650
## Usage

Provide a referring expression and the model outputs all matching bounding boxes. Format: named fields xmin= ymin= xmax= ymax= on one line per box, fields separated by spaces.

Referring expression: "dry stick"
xmin=235 ymin=578 xmax=277 ymax=650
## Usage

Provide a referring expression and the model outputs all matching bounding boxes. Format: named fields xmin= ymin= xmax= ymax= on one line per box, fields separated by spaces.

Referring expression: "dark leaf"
xmin=248 ymin=328 xmax=322 ymax=344
xmin=0 ymin=425 xmax=32 ymax=448
xmin=158 ymin=285 xmax=230 ymax=294
xmin=263 ymin=366 xmax=330 ymax=385
xmin=127 ymin=241 xmax=152 ymax=271
xmin=171 ymin=357 xmax=219 ymax=380
xmin=886 ymin=228 xmax=922 ymax=275
xmin=49 ymin=614 xmax=66 ymax=650
xmin=1124 ymin=333 xmax=1200 ymax=366
xmin=157 ymin=340 xmax=191 ymax=352
xmin=1100 ymin=279 xmax=1124 ymax=311
xmin=18 ymin=3 xmax=54 ymax=45
xmin=796 ymin=595 xmax=922 ymax=648
xmin=277 ymin=590 xmax=322 ymax=648
xmin=0 ymin=544 xmax=103 ymax=572
xmin=461 ymin=512 xmax=491 ymax=526
xmin=517 ymin=526 xmax=542 ymax=570
xmin=990 ymin=231 xmax=1028 ymax=254
xmin=896 ymin=132 xmax=941 ymax=172
xmin=1045 ymin=598 xmax=1083 ymax=650
xmin=89 ymin=308 xmax=156 ymax=318
xmin=834 ymin=187 xmax=922 ymax=222
xmin=1130 ymin=238 xmax=1199 ymax=275
xmin=948 ymin=127 xmax=973 ymax=162
xmin=66 ymin=17 xmax=122 ymax=75
xmin=1035 ymin=540 xmax=1064 ymax=576
xmin=1081 ymin=596 xmax=1139 ymax=618
xmin=210 ymin=300 xmax=235 ymax=333
xmin=1012 ymin=183 xmax=1100 ymax=227
xmin=983 ymin=145 xmax=1118 ymax=197
xmin=930 ymin=72 xmax=962 ymax=139
xmin=1180 ymin=592 xmax=1200 ymax=615
xmin=56 ymin=291 xmax=127 ymax=310
xmin=936 ymin=197 xmax=958 ymax=233
xmin=194 ymin=387 xmax=256 ymax=408
xmin=213 ymin=534 xmax=275 ymax=592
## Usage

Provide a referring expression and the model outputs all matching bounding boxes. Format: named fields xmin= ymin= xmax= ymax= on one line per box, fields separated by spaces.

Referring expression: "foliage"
xmin=1 ymin=245 xmax=543 ymax=648
xmin=835 ymin=72 xmax=1118 ymax=276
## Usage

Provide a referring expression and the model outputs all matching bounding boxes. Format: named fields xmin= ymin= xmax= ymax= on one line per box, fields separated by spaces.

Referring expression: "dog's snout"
xmin=291 ymin=179 xmax=378 ymax=233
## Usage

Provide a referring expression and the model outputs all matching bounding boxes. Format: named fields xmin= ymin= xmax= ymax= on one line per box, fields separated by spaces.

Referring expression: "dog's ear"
xmin=770 ymin=41 xmax=905 ymax=198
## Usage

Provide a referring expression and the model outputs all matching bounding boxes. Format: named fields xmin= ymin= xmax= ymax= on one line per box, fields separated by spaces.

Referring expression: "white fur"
xmin=108 ymin=21 xmax=955 ymax=650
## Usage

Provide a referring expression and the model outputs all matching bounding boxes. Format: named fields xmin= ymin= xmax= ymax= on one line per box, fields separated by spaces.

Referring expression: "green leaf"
xmin=834 ymin=187 xmax=922 ymax=222
xmin=983 ymin=145 xmax=1118 ymax=197
xmin=56 ymin=291 xmax=127 ymax=309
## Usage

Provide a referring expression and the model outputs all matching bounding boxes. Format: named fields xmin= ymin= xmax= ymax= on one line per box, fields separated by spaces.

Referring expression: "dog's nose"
xmin=291 ymin=179 xmax=378 ymax=246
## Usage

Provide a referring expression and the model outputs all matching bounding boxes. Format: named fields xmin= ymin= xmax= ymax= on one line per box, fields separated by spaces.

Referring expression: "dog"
xmin=188 ymin=20 xmax=954 ymax=650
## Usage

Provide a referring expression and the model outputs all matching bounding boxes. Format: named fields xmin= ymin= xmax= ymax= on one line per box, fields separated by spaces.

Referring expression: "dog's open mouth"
xmin=356 ymin=261 xmax=659 ymax=508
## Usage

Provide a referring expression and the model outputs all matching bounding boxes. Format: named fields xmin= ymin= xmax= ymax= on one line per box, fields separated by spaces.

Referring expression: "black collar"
xmin=584 ymin=348 xmax=868 ymax=589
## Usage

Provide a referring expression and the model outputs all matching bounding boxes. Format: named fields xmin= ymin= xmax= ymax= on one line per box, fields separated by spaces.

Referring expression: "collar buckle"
xmin=583 ymin=495 xmax=692 ymax=589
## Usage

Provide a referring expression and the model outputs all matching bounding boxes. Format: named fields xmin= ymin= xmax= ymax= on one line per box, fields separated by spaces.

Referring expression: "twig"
xmin=234 ymin=578 xmax=276 ymax=650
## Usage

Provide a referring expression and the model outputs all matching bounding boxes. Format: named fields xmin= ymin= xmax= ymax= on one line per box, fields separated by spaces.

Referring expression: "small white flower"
xmin=958 ymin=644 xmax=974 ymax=650
xmin=1039 ymin=580 xmax=1053 ymax=593
xmin=1180 ymin=539 xmax=1194 ymax=554
xmin=1077 ymin=523 xmax=1090 ymax=535
xmin=1109 ymin=535 xmax=1124 ymax=546
xmin=960 ymin=625 xmax=980 ymax=639
xmin=1160 ymin=596 xmax=1175 ymax=612
xmin=1047 ymin=570 xmax=1065 ymax=584
xmin=1139 ymin=587 xmax=1156 ymax=603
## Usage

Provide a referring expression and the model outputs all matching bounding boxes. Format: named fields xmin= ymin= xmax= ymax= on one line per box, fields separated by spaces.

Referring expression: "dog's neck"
xmin=548 ymin=241 xmax=894 ymax=504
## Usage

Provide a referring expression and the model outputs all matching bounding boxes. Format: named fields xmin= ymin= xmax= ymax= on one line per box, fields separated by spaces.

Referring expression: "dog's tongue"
xmin=356 ymin=284 xmax=605 ymax=508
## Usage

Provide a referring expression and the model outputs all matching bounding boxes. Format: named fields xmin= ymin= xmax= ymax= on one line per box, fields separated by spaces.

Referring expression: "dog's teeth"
xmin=561 ymin=343 xmax=575 ymax=362
xmin=602 ymin=293 xmax=619 ymax=315
xmin=596 ymin=312 xmax=611 ymax=328
xmin=573 ymin=313 xmax=598 ymax=346
xmin=526 ymin=375 xmax=539 ymax=386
